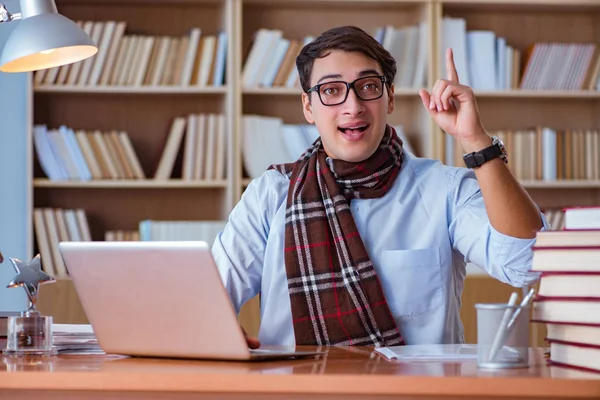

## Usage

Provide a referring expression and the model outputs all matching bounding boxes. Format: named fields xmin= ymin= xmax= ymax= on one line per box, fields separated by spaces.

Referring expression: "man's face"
xmin=302 ymin=50 xmax=395 ymax=162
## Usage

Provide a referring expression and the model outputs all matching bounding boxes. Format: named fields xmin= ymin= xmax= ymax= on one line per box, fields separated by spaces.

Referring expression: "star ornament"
xmin=7 ymin=254 xmax=55 ymax=306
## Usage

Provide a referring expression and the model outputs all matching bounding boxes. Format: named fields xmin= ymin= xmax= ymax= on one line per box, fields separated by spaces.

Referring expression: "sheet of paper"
xmin=375 ymin=344 xmax=479 ymax=361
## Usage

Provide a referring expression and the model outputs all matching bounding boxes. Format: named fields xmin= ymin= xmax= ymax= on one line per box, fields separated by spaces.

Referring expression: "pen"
xmin=506 ymin=288 xmax=536 ymax=331
xmin=487 ymin=292 xmax=518 ymax=362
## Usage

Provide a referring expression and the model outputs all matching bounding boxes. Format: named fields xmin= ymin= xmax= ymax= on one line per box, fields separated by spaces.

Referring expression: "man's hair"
xmin=296 ymin=26 xmax=397 ymax=94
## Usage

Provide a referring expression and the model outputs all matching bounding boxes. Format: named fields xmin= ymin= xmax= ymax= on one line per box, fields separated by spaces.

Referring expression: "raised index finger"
xmin=446 ymin=48 xmax=460 ymax=83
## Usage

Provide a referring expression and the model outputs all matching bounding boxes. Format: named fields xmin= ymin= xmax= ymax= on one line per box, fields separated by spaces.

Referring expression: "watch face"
xmin=491 ymin=135 xmax=508 ymax=163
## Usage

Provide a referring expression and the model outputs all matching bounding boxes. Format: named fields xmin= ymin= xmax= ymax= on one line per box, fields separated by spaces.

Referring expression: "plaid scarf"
xmin=269 ymin=124 xmax=405 ymax=347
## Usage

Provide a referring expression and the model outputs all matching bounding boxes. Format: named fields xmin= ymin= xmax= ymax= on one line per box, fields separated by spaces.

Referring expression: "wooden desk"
xmin=0 ymin=347 xmax=598 ymax=400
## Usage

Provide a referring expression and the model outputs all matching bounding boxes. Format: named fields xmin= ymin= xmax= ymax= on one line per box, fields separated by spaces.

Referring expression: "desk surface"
xmin=0 ymin=347 xmax=599 ymax=399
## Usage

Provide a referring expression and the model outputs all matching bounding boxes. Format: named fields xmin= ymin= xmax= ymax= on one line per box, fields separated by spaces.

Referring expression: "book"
xmin=548 ymin=340 xmax=600 ymax=373
xmin=532 ymin=297 xmax=600 ymax=325
xmin=546 ymin=323 xmax=600 ymax=347
xmin=564 ymin=206 xmax=600 ymax=230
xmin=531 ymin=246 xmax=600 ymax=272
xmin=538 ymin=272 xmax=600 ymax=298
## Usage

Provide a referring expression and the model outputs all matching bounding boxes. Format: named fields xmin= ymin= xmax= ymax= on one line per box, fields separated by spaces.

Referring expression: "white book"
xmin=119 ymin=35 xmax=140 ymax=86
xmin=88 ymin=21 xmax=116 ymax=86
xmin=75 ymin=209 xmax=92 ymax=241
xmin=48 ymin=130 xmax=80 ymax=179
xmin=466 ymin=30 xmax=496 ymax=90
xmin=42 ymin=208 xmax=68 ymax=277
xmin=542 ymin=127 xmax=557 ymax=181
xmin=182 ymin=114 xmax=197 ymax=180
xmin=212 ymin=31 xmax=227 ymax=86
xmin=441 ymin=18 xmax=470 ymax=87
xmin=398 ymin=25 xmax=419 ymax=88
xmin=33 ymin=125 xmax=65 ymax=180
xmin=77 ymin=21 xmax=104 ymax=86
xmin=495 ymin=37 xmax=506 ymax=91
xmin=75 ymin=130 xmax=103 ymax=179
xmin=133 ymin=36 xmax=155 ymax=86
xmin=33 ymin=209 xmax=56 ymax=277
xmin=242 ymin=29 xmax=271 ymax=87
xmin=203 ymin=114 xmax=217 ymax=180
xmin=148 ymin=37 xmax=171 ymax=86
xmin=180 ymin=28 xmax=201 ymax=86
xmin=214 ymin=114 xmax=226 ymax=180
xmin=109 ymin=35 xmax=131 ymax=85
xmin=254 ymin=30 xmax=283 ymax=87
xmin=196 ymin=35 xmax=216 ymax=87
xmin=59 ymin=125 xmax=92 ymax=181
xmin=125 ymin=35 xmax=146 ymax=86
xmin=117 ymin=132 xmax=145 ymax=179
xmin=261 ymin=38 xmax=290 ymax=87
xmin=505 ymin=45 xmax=513 ymax=90
xmin=99 ymin=21 xmax=127 ymax=86
xmin=412 ymin=22 xmax=428 ymax=88
xmin=193 ymin=114 xmax=206 ymax=179
xmin=154 ymin=117 xmax=186 ymax=180
xmin=64 ymin=209 xmax=82 ymax=242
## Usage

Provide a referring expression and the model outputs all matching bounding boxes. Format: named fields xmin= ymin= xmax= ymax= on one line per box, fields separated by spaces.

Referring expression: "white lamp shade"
xmin=0 ymin=13 xmax=97 ymax=73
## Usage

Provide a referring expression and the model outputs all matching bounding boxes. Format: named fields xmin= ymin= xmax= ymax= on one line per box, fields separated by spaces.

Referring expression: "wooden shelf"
xmin=34 ymin=85 xmax=227 ymax=94
xmin=474 ymin=90 xmax=600 ymax=99
xmin=520 ymin=180 xmax=600 ymax=189
xmin=33 ymin=179 xmax=228 ymax=189
xmin=242 ymin=87 xmax=424 ymax=96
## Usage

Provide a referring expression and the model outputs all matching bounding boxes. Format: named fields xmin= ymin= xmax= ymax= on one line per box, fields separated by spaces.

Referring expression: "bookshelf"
xmin=26 ymin=0 xmax=600 ymax=338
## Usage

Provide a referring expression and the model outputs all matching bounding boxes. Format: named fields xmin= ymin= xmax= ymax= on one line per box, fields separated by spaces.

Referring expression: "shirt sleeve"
xmin=447 ymin=168 xmax=550 ymax=287
xmin=211 ymin=171 xmax=282 ymax=313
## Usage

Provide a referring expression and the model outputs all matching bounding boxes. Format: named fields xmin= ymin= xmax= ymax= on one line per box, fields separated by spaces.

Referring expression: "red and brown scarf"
xmin=269 ymin=124 xmax=405 ymax=346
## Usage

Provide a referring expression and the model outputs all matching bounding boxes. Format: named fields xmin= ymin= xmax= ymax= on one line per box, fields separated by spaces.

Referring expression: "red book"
xmin=547 ymin=339 xmax=600 ymax=374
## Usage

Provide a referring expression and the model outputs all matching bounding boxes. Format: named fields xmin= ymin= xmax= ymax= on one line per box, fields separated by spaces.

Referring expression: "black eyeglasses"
xmin=306 ymin=75 xmax=387 ymax=106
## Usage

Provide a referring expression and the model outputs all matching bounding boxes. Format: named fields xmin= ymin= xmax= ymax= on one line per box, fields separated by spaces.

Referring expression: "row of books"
xmin=34 ymin=22 xmax=227 ymax=88
xmin=107 ymin=220 xmax=226 ymax=244
xmin=445 ymin=128 xmax=600 ymax=182
xmin=158 ymin=113 xmax=227 ymax=181
xmin=531 ymin=206 xmax=600 ymax=373
xmin=441 ymin=17 xmax=522 ymax=91
xmin=373 ymin=23 xmax=428 ymax=88
xmin=544 ymin=208 xmax=566 ymax=231
xmin=33 ymin=208 xmax=91 ymax=278
xmin=34 ymin=125 xmax=145 ymax=181
xmin=242 ymin=117 xmax=414 ymax=179
xmin=242 ymin=23 xmax=428 ymax=89
xmin=442 ymin=17 xmax=600 ymax=91
xmin=520 ymin=42 xmax=599 ymax=91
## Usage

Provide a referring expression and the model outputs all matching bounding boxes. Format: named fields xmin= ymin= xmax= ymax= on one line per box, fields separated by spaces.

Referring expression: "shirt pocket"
xmin=378 ymin=248 xmax=443 ymax=318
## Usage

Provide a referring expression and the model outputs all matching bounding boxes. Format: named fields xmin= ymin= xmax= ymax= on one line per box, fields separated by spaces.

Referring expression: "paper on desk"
xmin=52 ymin=323 xmax=104 ymax=355
xmin=53 ymin=324 xmax=95 ymax=335
xmin=375 ymin=344 xmax=479 ymax=361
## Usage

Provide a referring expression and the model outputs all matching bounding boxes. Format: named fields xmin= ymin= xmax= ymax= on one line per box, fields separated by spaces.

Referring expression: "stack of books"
xmin=531 ymin=206 xmax=600 ymax=373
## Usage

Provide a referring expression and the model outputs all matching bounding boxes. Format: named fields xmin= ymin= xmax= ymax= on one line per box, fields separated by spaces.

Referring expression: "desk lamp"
xmin=0 ymin=0 xmax=97 ymax=72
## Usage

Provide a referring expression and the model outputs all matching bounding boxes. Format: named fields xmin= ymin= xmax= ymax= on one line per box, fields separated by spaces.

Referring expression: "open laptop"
xmin=58 ymin=241 xmax=324 ymax=361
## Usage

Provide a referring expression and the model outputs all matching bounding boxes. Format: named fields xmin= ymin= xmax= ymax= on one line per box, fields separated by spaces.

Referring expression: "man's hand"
xmin=242 ymin=326 xmax=260 ymax=349
xmin=419 ymin=48 xmax=490 ymax=153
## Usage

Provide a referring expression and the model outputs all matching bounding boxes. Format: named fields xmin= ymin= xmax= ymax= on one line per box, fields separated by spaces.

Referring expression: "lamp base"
xmin=2 ymin=315 xmax=56 ymax=356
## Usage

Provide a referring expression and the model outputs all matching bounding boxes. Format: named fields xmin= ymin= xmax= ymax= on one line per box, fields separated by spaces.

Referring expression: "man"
xmin=212 ymin=26 xmax=546 ymax=348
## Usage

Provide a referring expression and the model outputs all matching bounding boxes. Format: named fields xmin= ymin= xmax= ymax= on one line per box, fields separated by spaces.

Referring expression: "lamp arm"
xmin=0 ymin=4 xmax=21 ymax=23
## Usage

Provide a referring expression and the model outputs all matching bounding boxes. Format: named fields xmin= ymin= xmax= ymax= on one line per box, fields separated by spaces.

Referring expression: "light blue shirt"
xmin=212 ymin=152 xmax=548 ymax=346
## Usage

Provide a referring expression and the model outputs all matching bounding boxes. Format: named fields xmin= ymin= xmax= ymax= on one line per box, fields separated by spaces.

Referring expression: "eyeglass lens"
xmin=318 ymin=76 xmax=383 ymax=105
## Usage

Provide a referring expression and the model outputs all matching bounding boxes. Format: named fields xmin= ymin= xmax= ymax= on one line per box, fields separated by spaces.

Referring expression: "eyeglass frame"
xmin=305 ymin=75 xmax=389 ymax=107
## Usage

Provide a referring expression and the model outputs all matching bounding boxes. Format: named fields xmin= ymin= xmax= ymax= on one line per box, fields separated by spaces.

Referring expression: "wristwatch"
xmin=462 ymin=136 xmax=508 ymax=169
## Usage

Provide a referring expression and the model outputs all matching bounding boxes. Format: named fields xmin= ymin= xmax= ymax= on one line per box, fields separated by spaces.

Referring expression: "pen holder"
xmin=475 ymin=303 xmax=529 ymax=369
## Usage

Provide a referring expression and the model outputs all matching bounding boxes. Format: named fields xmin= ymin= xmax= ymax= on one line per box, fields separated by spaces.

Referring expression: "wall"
xmin=0 ymin=0 xmax=30 ymax=311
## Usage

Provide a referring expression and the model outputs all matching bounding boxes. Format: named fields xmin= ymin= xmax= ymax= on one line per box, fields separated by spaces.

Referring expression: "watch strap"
xmin=463 ymin=142 xmax=503 ymax=168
